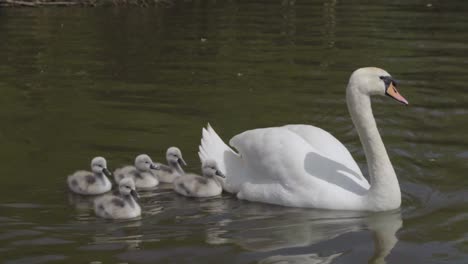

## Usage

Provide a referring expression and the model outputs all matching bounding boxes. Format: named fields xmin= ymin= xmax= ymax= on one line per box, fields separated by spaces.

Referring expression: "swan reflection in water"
xmin=205 ymin=200 xmax=402 ymax=264
xmin=69 ymin=188 xmax=401 ymax=263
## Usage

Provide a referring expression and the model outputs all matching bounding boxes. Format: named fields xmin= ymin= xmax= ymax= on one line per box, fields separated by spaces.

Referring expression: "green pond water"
xmin=0 ymin=1 xmax=467 ymax=263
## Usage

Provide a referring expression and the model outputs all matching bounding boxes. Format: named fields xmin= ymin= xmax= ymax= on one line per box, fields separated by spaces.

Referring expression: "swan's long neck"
xmin=346 ymin=85 xmax=401 ymax=210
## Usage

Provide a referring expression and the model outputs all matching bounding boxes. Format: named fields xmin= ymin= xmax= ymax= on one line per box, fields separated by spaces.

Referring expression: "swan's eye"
xmin=380 ymin=76 xmax=391 ymax=84
xmin=379 ymin=76 xmax=397 ymax=90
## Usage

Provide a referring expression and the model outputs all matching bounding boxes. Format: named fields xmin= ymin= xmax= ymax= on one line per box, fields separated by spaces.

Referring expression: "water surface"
xmin=0 ymin=1 xmax=467 ymax=263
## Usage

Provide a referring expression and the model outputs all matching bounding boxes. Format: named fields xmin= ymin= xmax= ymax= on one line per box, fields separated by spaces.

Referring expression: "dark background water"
xmin=0 ymin=1 xmax=467 ymax=263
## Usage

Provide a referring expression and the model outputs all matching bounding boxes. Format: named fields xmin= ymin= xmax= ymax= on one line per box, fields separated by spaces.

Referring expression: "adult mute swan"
xmin=67 ymin=157 xmax=113 ymax=195
xmin=198 ymin=67 xmax=408 ymax=211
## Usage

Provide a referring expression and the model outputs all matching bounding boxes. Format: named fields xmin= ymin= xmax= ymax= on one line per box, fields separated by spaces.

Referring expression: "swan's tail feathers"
xmin=198 ymin=123 xmax=243 ymax=193
xmin=199 ymin=123 xmax=232 ymax=172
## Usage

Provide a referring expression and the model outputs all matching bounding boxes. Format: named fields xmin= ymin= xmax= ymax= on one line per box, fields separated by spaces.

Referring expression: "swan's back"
xmin=230 ymin=125 xmax=369 ymax=188
xmin=229 ymin=125 xmax=370 ymax=209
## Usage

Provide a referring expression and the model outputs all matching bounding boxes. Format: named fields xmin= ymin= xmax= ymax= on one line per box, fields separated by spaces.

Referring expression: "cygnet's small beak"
xmin=102 ymin=168 xmax=112 ymax=177
xmin=178 ymin=157 xmax=187 ymax=166
xmin=215 ymin=170 xmax=225 ymax=178
xmin=150 ymin=163 xmax=160 ymax=170
xmin=130 ymin=189 xmax=139 ymax=200
xmin=386 ymin=82 xmax=409 ymax=105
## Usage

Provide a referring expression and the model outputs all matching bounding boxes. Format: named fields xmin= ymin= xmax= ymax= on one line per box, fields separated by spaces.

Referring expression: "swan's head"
xmin=135 ymin=154 xmax=159 ymax=171
xmin=119 ymin=178 xmax=139 ymax=200
xmin=91 ymin=156 xmax=112 ymax=177
xmin=201 ymin=160 xmax=225 ymax=178
xmin=166 ymin=147 xmax=187 ymax=167
xmin=348 ymin=67 xmax=408 ymax=105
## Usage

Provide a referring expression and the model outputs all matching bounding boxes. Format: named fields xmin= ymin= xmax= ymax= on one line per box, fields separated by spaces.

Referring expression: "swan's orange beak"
xmin=386 ymin=82 xmax=409 ymax=105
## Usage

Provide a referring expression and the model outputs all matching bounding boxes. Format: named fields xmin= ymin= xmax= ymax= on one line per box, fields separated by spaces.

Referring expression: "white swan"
xmin=173 ymin=160 xmax=225 ymax=197
xmin=94 ymin=178 xmax=141 ymax=219
xmin=198 ymin=67 xmax=409 ymax=211
xmin=153 ymin=147 xmax=187 ymax=183
xmin=113 ymin=154 xmax=160 ymax=189
xmin=67 ymin=156 xmax=112 ymax=195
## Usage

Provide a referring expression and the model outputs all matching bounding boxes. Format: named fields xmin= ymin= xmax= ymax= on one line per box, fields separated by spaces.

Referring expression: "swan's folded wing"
xmin=283 ymin=124 xmax=368 ymax=187
xmin=230 ymin=126 xmax=370 ymax=208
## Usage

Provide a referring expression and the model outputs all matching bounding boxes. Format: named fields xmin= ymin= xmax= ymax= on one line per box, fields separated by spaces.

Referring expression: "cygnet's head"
xmin=347 ymin=67 xmax=409 ymax=105
xmin=201 ymin=160 xmax=225 ymax=178
xmin=166 ymin=147 xmax=187 ymax=167
xmin=119 ymin=178 xmax=139 ymax=200
xmin=135 ymin=154 xmax=159 ymax=172
xmin=91 ymin=156 xmax=112 ymax=177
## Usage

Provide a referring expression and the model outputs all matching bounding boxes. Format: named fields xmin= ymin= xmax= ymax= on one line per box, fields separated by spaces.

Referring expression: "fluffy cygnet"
xmin=173 ymin=160 xmax=224 ymax=197
xmin=114 ymin=154 xmax=160 ymax=189
xmin=67 ymin=156 xmax=112 ymax=195
xmin=154 ymin=147 xmax=187 ymax=183
xmin=94 ymin=178 xmax=141 ymax=219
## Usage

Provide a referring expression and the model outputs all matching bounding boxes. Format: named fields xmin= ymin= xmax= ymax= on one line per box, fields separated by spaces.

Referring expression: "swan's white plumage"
xmin=200 ymin=125 xmax=369 ymax=210
xmin=282 ymin=125 xmax=364 ymax=178
xmin=198 ymin=67 xmax=405 ymax=211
